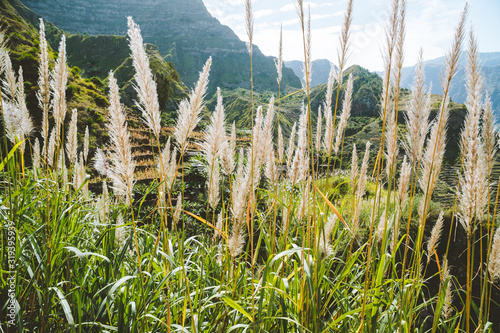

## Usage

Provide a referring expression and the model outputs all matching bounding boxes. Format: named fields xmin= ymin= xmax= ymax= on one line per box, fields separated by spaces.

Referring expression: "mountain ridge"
xmin=18 ymin=0 xmax=302 ymax=92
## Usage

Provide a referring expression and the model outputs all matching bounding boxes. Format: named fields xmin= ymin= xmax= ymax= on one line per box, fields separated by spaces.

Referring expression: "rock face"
xmin=19 ymin=0 xmax=301 ymax=92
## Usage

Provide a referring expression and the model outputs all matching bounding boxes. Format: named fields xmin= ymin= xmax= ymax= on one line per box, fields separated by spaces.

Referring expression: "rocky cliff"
xmin=19 ymin=0 xmax=301 ymax=92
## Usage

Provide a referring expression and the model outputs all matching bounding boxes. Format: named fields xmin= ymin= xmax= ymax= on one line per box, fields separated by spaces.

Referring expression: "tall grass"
xmin=1 ymin=0 xmax=499 ymax=332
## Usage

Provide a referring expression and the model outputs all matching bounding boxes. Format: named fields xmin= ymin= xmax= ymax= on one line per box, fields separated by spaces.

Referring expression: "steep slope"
xmin=207 ymin=65 xmax=383 ymax=132
xmin=18 ymin=0 xmax=302 ymax=92
xmin=285 ymin=59 xmax=335 ymax=87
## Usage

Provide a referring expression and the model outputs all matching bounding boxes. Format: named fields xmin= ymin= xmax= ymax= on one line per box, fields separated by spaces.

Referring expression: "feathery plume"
xmin=323 ymin=65 xmax=336 ymax=153
xmin=334 ymin=73 xmax=353 ymax=155
xmin=47 ymin=128 xmax=56 ymax=167
xmin=222 ymin=122 xmax=236 ymax=175
xmin=457 ymin=29 xmax=488 ymax=236
xmin=316 ymin=106 xmax=322 ymax=152
xmin=319 ymin=214 xmax=338 ymax=257
xmin=84 ymin=126 xmax=89 ymax=163
xmin=384 ymin=103 xmax=398 ymax=178
xmin=286 ymin=122 xmax=297 ymax=169
xmin=290 ymin=108 xmax=308 ymax=185
xmin=214 ymin=213 xmax=224 ymax=240
xmin=427 ymin=212 xmax=444 ymax=263
xmin=392 ymin=156 xmax=411 ymax=251
xmin=2 ymin=100 xmax=33 ymax=150
xmin=404 ymin=49 xmax=431 ymax=165
xmin=66 ymin=109 xmax=78 ymax=165
xmin=37 ymin=19 xmax=51 ymax=144
xmin=265 ymin=150 xmax=278 ymax=185
xmin=158 ymin=137 xmax=178 ymax=191
xmin=419 ymin=5 xmax=467 ymax=222
xmin=277 ymin=124 xmax=284 ymax=162
xmin=202 ymin=87 xmax=227 ymax=209
xmin=245 ymin=0 xmax=254 ymax=54
xmin=173 ymin=193 xmax=182 ymax=225
xmin=33 ymin=138 xmax=41 ymax=169
xmin=174 ymin=57 xmax=212 ymax=151
xmin=115 ymin=214 xmax=127 ymax=247
xmin=105 ymin=72 xmax=136 ymax=203
xmin=350 ymin=144 xmax=359 ymax=193
xmin=127 ymin=17 xmax=161 ymax=139
xmin=442 ymin=259 xmax=454 ymax=319
xmin=489 ymin=227 xmax=500 ymax=281
xmin=94 ymin=148 xmax=110 ymax=178
xmin=261 ymin=96 xmax=275 ymax=162
xmin=482 ymin=96 xmax=497 ymax=178
xmin=336 ymin=0 xmax=353 ymax=85
xmin=353 ymin=141 xmax=371 ymax=236
xmin=50 ymin=35 xmax=68 ymax=133
xmin=275 ymin=25 xmax=283 ymax=85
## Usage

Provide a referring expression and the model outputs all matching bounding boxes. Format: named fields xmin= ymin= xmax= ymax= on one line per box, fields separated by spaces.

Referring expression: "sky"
xmin=202 ymin=0 xmax=500 ymax=72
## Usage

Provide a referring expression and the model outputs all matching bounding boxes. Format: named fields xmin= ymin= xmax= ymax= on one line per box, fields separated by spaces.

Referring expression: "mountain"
xmin=391 ymin=52 xmax=500 ymax=117
xmin=285 ymin=59 xmax=334 ymax=87
xmin=18 ymin=0 xmax=301 ymax=93
xmin=1 ymin=0 xmax=189 ymax=153
xmin=207 ymin=65 xmax=384 ymax=131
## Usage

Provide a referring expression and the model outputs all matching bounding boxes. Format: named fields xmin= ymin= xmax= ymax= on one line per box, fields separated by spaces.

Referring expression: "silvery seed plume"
xmin=33 ymin=138 xmax=41 ymax=171
xmin=94 ymin=148 xmax=110 ymax=178
xmin=442 ymin=259 xmax=454 ymax=319
xmin=323 ymin=65 xmax=336 ymax=153
xmin=84 ymin=126 xmax=89 ymax=163
xmin=352 ymin=141 xmax=371 ymax=236
xmin=427 ymin=212 xmax=444 ymax=263
xmin=319 ymin=214 xmax=337 ymax=257
xmin=300 ymin=6 xmax=312 ymax=96
xmin=457 ymin=30 xmax=488 ymax=236
xmin=286 ymin=122 xmax=297 ymax=169
xmin=47 ymin=128 xmax=56 ymax=167
xmin=158 ymin=137 xmax=178 ymax=191
xmin=316 ymin=106 xmax=322 ymax=152
xmin=2 ymin=100 xmax=32 ymax=151
xmin=1 ymin=48 xmax=17 ymax=99
xmin=50 ymin=35 xmax=68 ymax=133
xmin=350 ymin=143 xmax=358 ymax=194
xmin=277 ymin=124 xmax=284 ymax=162
xmin=334 ymin=73 xmax=353 ymax=155
xmin=419 ymin=4 xmax=467 ymax=223
xmin=261 ymin=97 xmax=275 ymax=162
xmin=384 ymin=103 xmax=398 ymax=178
xmin=115 ymin=214 xmax=127 ymax=248
xmin=404 ymin=50 xmax=431 ymax=165
xmin=336 ymin=0 xmax=353 ymax=85
xmin=275 ymin=25 xmax=283 ymax=85
xmin=489 ymin=227 xmax=500 ymax=281
xmin=482 ymin=95 xmax=497 ymax=177
xmin=265 ymin=150 xmax=278 ymax=185
xmin=229 ymin=158 xmax=252 ymax=258
xmin=222 ymin=122 xmax=236 ymax=175
xmin=202 ymin=87 xmax=227 ymax=208
xmin=214 ymin=213 xmax=224 ymax=240
xmin=174 ymin=193 xmax=182 ymax=225
xmin=174 ymin=57 xmax=212 ymax=151
xmin=208 ymin=159 xmax=221 ymax=209
xmin=37 ymin=19 xmax=50 ymax=144
xmin=66 ymin=109 xmax=78 ymax=165
xmin=105 ymin=72 xmax=136 ymax=203
xmin=245 ymin=0 xmax=254 ymax=54
xmin=127 ymin=17 xmax=161 ymax=139
xmin=391 ymin=0 xmax=406 ymax=94
xmin=392 ymin=156 xmax=411 ymax=251
xmin=290 ymin=107 xmax=308 ymax=184
xmin=15 ymin=67 xmax=33 ymax=152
